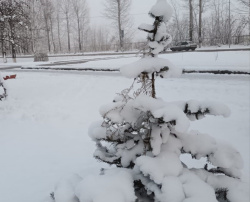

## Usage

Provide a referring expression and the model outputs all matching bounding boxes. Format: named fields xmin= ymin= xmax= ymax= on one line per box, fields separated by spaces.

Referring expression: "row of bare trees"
xmin=169 ymin=0 xmax=250 ymax=46
xmin=0 ymin=0 xmax=249 ymax=60
xmin=29 ymin=0 xmax=91 ymax=54
xmin=0 ymin=0 xmax=135 ymax=60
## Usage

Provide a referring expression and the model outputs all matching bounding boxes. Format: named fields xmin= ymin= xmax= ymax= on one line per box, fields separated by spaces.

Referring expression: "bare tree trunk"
xmin=199 ymin=0 xmax=202 ymax=48
xmin=0 ymin=22 xmax=4 ymax=59
xmin=31 ymin=0 xmax=35 ymax=53
xmin=66 ymin=12 xmax=71 ymax=52
xmin=117 ymin=0 xmax=123 ymax=50
xmin=9 ymin=22 xmax=16 ymax=62
xmin=189 ymin=0 xmax=193 ymax=41
xmin=57 ymin=13 xmax=62 ymax=52
xmin=229 ymin=0 xmax=231 ymax=48
xmin=45 ymin=17 xmax=51 ymax=52
xmin=77 ymin=17 xmax=82 ymax=51
xmin=49 ymin=17 xmax=56 ymax=53
xmin=151 ymin=73 xmax=156 ymax=98
xmin=170 ymin=0 xmax=182 ymax=42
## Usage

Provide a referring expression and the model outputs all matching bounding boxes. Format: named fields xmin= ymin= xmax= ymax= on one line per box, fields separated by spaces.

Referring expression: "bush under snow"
xmin=0 ymin=74 xmax=7 ymax=101
xmin=50 ymin=0 xmax=249 ymax=202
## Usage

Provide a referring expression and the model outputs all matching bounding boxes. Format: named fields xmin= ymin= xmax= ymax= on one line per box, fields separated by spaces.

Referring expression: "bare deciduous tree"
xmin=103 ymin=0 xmax=133 ymax=51
xmin=237 ymin=0 xmax=250 ymax=37
xmin=61 ymin=0 xmax=72 ymax=52
xmin=40 ymin=0 xmax=54 ymax=53
xmin=72 ymin=0 xmax=89 ymax=52
xmin=55 ymin=0 xmax=62 ymax=52
xmin=189 ymin=0 xmax=194 ymax=41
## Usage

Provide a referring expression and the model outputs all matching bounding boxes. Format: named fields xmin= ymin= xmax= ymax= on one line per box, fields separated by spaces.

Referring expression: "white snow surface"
xmin=1 ymin=50 xmax=249 ymax=74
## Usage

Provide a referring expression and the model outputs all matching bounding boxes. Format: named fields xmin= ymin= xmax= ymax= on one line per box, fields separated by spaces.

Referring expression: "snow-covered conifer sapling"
xmin=51 ymin=0 xmax=249 ymax=202
xmin=0 ymin=74 xmax=7 ymax=101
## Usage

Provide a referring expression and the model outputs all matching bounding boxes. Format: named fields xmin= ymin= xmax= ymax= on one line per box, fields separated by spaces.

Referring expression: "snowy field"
xmin=0 ymin=71 xmax=249 ymax=202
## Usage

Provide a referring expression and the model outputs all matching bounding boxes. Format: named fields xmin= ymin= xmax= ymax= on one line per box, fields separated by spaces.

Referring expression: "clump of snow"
xmin=149 ymin=0 xmax=173 ymax=22
xmin=75 ymin=168 xmax=136 ymax=202
xmin=148 ymin=23 xmax=172 ymax=55
xmin=135 ymin=151 xmax=183 ymax=184
xmin=209 ymin=142 xmax=244 ymax=170
xmin=117 ymin=140 xmax=145 ymax=167
xmin=180 ymin=169 xmax=218 ymax=202
xmin=181 ymin=131 xmax=217 ymax=159
xmin=54 ymin=174 xmax=82 ymax=202
xmin=174 ymin=99 xmax=231 ymax=120
xmin=152 ymin=104 xmax=190 ymax=133
xmin=158 ymin=176 xmax=185 ymax=202
xmin=120 ymin=56 xmax=182 ymax=78
xmin=88 ymin=120 xmax=107 ymax=140
xmin=208 ymin=142 xmax=244 ymax=178
xmin=200 ymin=101 xmax=231 ymax=117
xmin=192 ymin=169 xmax=250 ymax=202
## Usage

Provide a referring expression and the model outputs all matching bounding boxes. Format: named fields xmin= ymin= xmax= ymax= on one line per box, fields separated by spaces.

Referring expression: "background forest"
xmin=0 ymin=0 xmax=249 ymax=57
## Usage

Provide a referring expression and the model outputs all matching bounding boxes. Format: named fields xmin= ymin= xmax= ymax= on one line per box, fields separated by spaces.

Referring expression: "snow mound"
xmin=54 ymin=174 xmax=82 ymax=202
xmin=75 ymin=168 xmax=136 ymax=202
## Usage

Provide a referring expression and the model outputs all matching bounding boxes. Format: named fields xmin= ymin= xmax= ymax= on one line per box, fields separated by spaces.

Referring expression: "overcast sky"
xmin=87 ymin=0 xmax=155 ymax=40
xmin=87 ymin=0 xmax=243 ymax=41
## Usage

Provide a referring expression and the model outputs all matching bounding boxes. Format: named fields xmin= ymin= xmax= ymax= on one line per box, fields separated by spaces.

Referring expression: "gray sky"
xmin=87 ymin=0 xmax=244 ymax=41
xmin=87 ymin=0 xmax=155 ymax=40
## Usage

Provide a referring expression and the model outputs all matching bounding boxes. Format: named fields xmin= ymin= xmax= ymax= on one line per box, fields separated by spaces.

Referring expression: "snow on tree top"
xmin=120 ymin=56 xmax=182 ymax=78
xmin=149 ymin=0 xmax=173 ymax=22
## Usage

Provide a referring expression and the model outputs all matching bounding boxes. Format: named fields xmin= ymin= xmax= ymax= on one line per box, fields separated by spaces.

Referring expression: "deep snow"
xmin=0 ymin=71 xmax=249 ymax=202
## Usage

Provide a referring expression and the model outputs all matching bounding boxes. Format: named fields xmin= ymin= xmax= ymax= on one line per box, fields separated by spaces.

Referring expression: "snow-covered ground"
xmin=57 ymin=51 xmax=249 ymax=73
xmin=0 ymin=54 xmax=131 ymax=67
xmin=1 ymin=48 xmax=249 ymax=73
xmin=0 ymin=70 xmax=249 ymax=202
xmin=1 ymin=50 xmax=248 ymax=74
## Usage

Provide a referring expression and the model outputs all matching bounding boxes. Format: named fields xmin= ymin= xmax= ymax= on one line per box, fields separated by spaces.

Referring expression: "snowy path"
xmin=0 ymin=72 xmax=249 ymax=202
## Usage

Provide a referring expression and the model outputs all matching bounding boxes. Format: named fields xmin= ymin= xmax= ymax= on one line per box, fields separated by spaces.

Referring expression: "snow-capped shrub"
xmin=51 ymin=0 xmax=249 ymax=202
xmin=0 ymin=74 xmax=7 ymax=101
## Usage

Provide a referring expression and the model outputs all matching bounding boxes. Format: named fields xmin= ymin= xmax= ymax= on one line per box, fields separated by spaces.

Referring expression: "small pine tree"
xmin=51 ymin=1 xmax=249 ymax=202
xmin=0 ymin=74 xmax=7 ymax=101
xmin=88 ymin=0 xmax=248 ymax=202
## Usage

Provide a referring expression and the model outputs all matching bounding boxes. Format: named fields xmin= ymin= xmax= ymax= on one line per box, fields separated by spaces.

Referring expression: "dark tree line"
xmin=0 ymin=0 xmax=127 ymax=60
xmin=0 ymin=0 xmax=30 ymax=62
